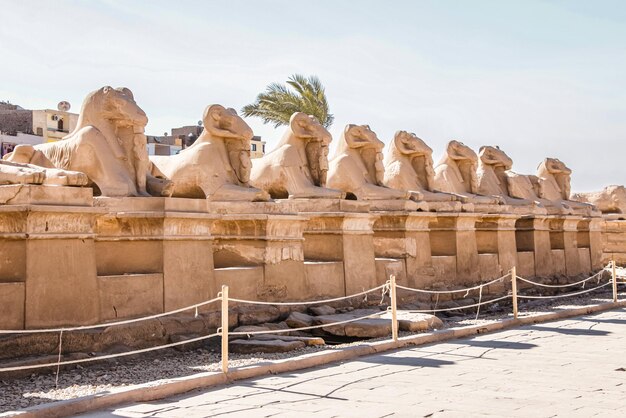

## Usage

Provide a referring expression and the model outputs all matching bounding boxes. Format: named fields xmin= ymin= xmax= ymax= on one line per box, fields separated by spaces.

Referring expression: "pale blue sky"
xmin=1 ymin=0 xmax=624 ymax=191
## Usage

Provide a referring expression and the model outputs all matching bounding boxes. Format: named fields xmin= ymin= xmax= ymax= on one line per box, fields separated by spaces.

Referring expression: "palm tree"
xmin=242 ymin=74 xmax=334 ymax=128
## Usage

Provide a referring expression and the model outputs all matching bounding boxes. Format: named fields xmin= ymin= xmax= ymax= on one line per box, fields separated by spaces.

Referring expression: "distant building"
xmin=149 ymin=124 xmax=266 ymax=158
xmin=171 ymin=125 xmax=203 ymax=145
xmin=1 ymin=102 xmax=267 ymax=159
xmin=251 ymin=136 xmax=266 ymax=159
xmin=146 ymin=135 xmax=182 ymax=156
xmin=0 ymin=101 xmax=79 ymax=157
xmin=32 ymin=108 xmax=78 ymax=142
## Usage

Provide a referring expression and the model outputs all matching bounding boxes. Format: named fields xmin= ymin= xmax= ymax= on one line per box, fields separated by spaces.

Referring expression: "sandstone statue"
xmin=327 ymin=124 xmax=410 ymax=200
xmin=150 ymin=105 xmax=270 ymax=201
xmin=250 ymin=112 xmax=344 ymax=199
xmin=535 ymin=158 xmax=596 ymax=215
xmin=571 ymin=185 xmax=626 ymax=215
xmin=433 ymin=140 xmax=501 ymax=205
xmin=383 ymin=131 xmax=459 ymax=204
xmin=0 ymin=158 xmax=88 ymax=187
xmin=4 ymin=86 xmax=168 ymax=197
xmin=478 ymin=155 xmax=574 ymax=215
xmin=476 ymin=145 xmax=541 ymax=207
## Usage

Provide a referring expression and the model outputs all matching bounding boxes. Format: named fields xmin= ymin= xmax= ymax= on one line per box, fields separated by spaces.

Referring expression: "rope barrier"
xmin=475 ymin=282 xmax=484 ymax=320
xmin=517 ymin=281 xmax=612 ymax=300
xmin=230 ymin=311 xmax=387 ymax=336
xmin=229 ymin=284 xmax=387 ymax=306
xmin=405 ymin=294 xmax=511 ymax=314
xmin=516 ymin=270 xmax=604 ymax=289
xmin=0 ymin=262 xmax=619 ymax=377
xmin=396 ymin=273 xmax=510 ymax=295
xmin=0 ymin=297 xmax=222 ymax=335
xmin=0 ymin=332 xmax=221 ymax=373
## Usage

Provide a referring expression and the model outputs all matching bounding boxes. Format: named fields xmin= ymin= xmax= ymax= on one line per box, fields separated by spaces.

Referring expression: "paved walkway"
xmin=82 ymin=309 xmax=626 ymax=417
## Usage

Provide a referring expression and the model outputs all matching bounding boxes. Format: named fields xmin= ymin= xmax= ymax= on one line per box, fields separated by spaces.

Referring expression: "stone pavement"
xmin=80 ymin=309 xmax=626 ymax=417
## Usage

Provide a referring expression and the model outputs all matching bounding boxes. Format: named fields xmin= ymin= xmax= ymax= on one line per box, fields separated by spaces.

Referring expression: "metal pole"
xmin=221 ymin=285 xmax=229 ymax=373
xmin=511 ymin=266 xmax=518 ymax=319
xmin=390 ymin=275 xmax=399 ymax=342
xmin=612 ymin=258 xmax=618 ymax=303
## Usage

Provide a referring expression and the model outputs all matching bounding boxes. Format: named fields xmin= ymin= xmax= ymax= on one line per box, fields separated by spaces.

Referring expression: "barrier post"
xmin=511 ymin=266 xmax=518 ymax=319
xmin=220 ymin=285 xmax=229 ymax=373
xmin=612 ymin=258 xmax=618 ymax=303
xmin=390 ymin=275 xmax=399 ymax=342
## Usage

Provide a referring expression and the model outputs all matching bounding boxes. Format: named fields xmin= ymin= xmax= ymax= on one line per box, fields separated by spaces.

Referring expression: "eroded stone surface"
xmin=250 ymin=112 xmax=344 ymax=199
xmin=285 ymin=311 xmax=314 ymax=328
xmin=150 ymin=105 xmax=269 ymax=201
xmin=572 ymin=185 xmax=626 ymax=215
xmin=379 ymin=310 xmax=444 ymax=331
xmin=309 ymin=305 xmax=336 ymax=316
xmin=230 ymin=339 xmax=306 ymax=354
xmin=313 ymin=309 xmax=391 ymax=338
xmin=327 ymin=124 xmax=409 ymax=200
xmin=4 ymin=86 xmax=158 ymax=197
xmin=383 ymin=131 xmax=461 ymax=209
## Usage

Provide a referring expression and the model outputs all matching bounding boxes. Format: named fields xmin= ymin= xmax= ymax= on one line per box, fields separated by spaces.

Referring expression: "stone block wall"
xmin=0 ymin=186 xmax=612 ymax=330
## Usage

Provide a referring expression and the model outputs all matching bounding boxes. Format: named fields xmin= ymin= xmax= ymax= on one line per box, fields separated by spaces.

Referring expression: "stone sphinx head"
xmin=387 ymin=130 xmax=436 ymax=190
xmin=202 ymin=105 xmax=255 ymax=185
xmin=203 ymin=104 xmax=254 ymax=142
xmin=337 ymin=124 xmax=386 ymax=185
xmin=287 ymin=112 xmax=332 ymax=145
xmin=81 ymin=86 xmax=148 ymax=129
xmin=537 ymin=157 xmax=572 ymax=200
xmin=445 ymin=140 xmax=478 ymax=162
xmin=478 ymin=145 xmax=513 ymax=170
xmin=441 ymin=140 xmax=479 ymax=193
xmin=287 ymin=112 xmax=332 ymax=187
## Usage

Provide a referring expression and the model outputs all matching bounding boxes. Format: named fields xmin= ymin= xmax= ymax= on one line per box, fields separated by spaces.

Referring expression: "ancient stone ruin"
xmin=0 ymin=85 xmax=624 ymax=338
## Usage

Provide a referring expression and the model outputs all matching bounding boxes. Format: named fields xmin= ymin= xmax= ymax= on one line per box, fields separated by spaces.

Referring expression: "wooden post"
xmin=511 ymin=266 xmax=518 ymax=319
xmin=612 ymin=258 xmax=618 ymax=303
xmin=390 ymin=275 xmax=399 ymax=342
xmin=220 ymin=285 xmax=229 ymax=373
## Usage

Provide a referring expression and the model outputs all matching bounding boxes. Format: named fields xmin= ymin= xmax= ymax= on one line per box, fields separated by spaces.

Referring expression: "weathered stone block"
xmin=98 ymin=273 xmax=163 ymax=321
xmin=432 ymin=255 xmax=457 ymax=281
xmin=478 ymin=253 xmax=500 ymax=280
xmin=305 ymin=261 xmax=345 ymax=299
xmin=0 ymin=282 xmax=24 ymax=329
xmin=516 ymin=251 xmax=535 ymax=278
xmin=163 ymin=240 xmax=213 ymax=311
xmin=375 ymin=258 xmax=407 ymax=286
xmin=551 ymin=249 xmax=567 ymax=275
xmin=579 ymin=248 xmax=592 ymax=273
xmin=213 ymin=266 xmax=263 ymax=301
xmin=26 ymin=238 xmax=99 ymax=328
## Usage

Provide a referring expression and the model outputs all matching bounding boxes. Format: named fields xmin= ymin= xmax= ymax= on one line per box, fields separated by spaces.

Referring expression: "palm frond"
xmin=241 ymin=74 xmax=334 ymax=128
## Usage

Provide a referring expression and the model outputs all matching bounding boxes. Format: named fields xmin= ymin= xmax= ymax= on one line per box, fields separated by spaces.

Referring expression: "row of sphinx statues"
xmin=0 ymin=86 xmax=622 ymax=215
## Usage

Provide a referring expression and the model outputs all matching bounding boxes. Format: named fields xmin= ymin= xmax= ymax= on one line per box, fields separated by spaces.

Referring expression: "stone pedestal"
xmin=0 ymin=185 xmax=100 ymax=328
xmin=96 ymin=197 xmax=216 ymax=315
xmin=476 ymin=214 xmax=519 ymax=278
xmin=600 ymin=217 xmax=626 ymax=264
xmin=515 ymin=216 xmax=552 ymax=277
xmin=211 ymin=213 xmax=309 ymax=301
xmin=561 ymin=217 xmax=583 ymax=276
xmin=373 ymin=212 xmax=436 ymax=288
xmin=368 ymin=199 xmax=426 ymax=212
xmin=588 ymin=218 xmax=604 ymax=269
xmin=163 ymin=213 xmax=215 ymax=310
xmin=304 ymin=212 xmax=378 ymax=296
xmin=429 ymin=214 xmax=480 ymax=283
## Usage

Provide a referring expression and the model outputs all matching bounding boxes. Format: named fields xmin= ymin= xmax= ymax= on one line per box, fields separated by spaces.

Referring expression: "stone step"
xmin=229 ymin=339 xmax=306 ymax=354
xmin=252 ymin=334 xmax=325 ymax=346
xmin=312 ymin=309 xmax=391 ymax=338
xmin=379 ymin=311 xmax=443 ymax=331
